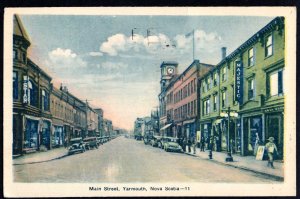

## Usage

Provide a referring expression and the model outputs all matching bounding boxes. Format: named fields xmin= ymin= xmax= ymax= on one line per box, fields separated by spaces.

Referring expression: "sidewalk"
xmin=184 ymin=147 xmax=284 ymax=181
xmin=13 ymin=147 xmax=68 ymax=165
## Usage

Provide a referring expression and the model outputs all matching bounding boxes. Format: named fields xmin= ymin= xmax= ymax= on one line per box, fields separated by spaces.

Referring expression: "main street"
xmin=14 ymin=136 xmax=278 ymax=183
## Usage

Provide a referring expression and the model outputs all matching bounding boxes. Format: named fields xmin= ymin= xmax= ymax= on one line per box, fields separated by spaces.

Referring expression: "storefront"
xmin=24 ymin=116 xmax=39 ymax=152
xmin=183 ymin=119 xmax=196 ymax=141
xmin=40 ymin=119 xmax=51 ymax=150
xmin=263 ymin=106 xmax=284 ymax=160
xmin=200 ymin=122 xmax=211 ymax=149
xmin=52 ymin=125 xmax=64 ymax=148
xmin=242 ymin=114 xmax=264 ymax=156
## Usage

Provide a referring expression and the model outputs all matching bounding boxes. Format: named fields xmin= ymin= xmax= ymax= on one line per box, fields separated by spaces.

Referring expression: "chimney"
xmin=221 ymin=47 xmax=227 ymax=60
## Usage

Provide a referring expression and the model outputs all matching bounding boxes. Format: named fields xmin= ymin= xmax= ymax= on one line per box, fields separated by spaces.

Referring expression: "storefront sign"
xmin=23 ymin=75 xmax=28 ymax=104
xmin=235 ymin=61 xmax=243 ymax=104
xmin=263 ymin=106 xmax=284 ymax=113
xmin=256 ymin=146 xmax=265 ymax=160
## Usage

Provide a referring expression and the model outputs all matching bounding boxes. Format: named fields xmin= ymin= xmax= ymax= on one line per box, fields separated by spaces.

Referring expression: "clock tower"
xmin=160 ymin=61 xmax=178 ymax=91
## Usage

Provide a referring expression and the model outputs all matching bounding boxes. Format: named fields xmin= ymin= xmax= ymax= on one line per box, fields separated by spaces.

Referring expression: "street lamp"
xmin=220 ymin=107 xmax=238 ymax=162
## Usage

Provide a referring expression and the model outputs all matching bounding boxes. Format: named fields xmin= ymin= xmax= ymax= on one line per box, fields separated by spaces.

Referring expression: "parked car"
xmin=68 ymin=138 xmax=85 ymax=155
xmin=144 ymin=134 xmax=153 ymax=145
xmin=83 ymin=137 xmax=98 ymax=150
xmin=150 ymin=136 xmax=162 ymax=147
xmin=158 ymin=137 xmax=171 ymax=149
xmin=163 ymin=137 xmax=183 ymax=153
xmin=96 ymin=137 xmax=102 ymax=145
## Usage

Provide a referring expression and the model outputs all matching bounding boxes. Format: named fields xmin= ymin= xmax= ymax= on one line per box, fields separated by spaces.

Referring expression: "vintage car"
xmin=83 ymin=137 xmax=99 ymax=150
xmin=150 ymin=136 xmax=162 ymax=147
xmin=143 ymin=134 xmax=153 ymax=145
xmin=68 ymin=138 xmax=85 ymax=155
xmin=163 ymin=137 xmax=183 ymax=153
xmin=96 ymin=137 xmax=102 ymax=145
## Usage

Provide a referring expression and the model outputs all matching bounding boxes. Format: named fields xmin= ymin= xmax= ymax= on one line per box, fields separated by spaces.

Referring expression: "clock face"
xmin=167 ymin=67 xmax=174 ymax=75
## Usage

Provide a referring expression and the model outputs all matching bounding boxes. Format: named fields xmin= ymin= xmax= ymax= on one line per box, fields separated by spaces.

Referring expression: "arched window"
xmin=42 ymin=89 xmax=50 ymax=111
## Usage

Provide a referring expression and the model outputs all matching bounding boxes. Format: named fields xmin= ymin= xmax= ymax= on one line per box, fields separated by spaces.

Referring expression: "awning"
xmin=213 ymin=119 xmax=223 ymax=125
xmin=183 ymin=119 xmax=195 ymax=125
xmin=160 ymin=123 xmax=172 ymax=131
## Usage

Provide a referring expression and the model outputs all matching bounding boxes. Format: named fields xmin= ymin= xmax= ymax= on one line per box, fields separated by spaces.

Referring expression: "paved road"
xmin=14 ymin=136 xmax=278 ymax=183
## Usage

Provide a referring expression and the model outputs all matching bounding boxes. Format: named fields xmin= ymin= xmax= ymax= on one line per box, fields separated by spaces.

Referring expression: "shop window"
xmin=221 ymin=66 xmax=227 ymax=81
xmin=268 ymin=69 xmax=284 ymax=97
xmin=248 ymin=78 xmax=255 ymax=100
xmin=248 ymin=47 xmax=255 ymax=66
xmin=13 ymin=71 xmax=18 ymax=100
xmin=265 ymin=34 xmax=273 ymax=57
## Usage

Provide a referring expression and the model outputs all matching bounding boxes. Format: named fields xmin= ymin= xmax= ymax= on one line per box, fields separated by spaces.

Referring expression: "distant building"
xmin=94 ymin=108 xmax=104 ymax=137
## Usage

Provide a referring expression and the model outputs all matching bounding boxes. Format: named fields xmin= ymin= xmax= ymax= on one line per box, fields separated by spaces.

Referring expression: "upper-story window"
xmin=202 ymin=81 xmax=206 ymax=93
xmin=248 ymin=47 xmax=255 ymax=66
xmin=221 ymin=91 xmax=227 ymax=108
xmin=13 ymin=50 xmax=18 ymax=60
xmin=191 ymin=80 xmax=194 ymax=94
xmin=28 ymin=80 xmax=38 ymax=107
xmin=207 ymin=77 xmax=211 ymax=90
xmin=248 ymin=78 xmax=255 ymax=100
xmin=268 ymin=69 xmax=284 ymax=97
xmin=213 ymin=95 xmax=218 ymax=111
xmin=194 ymin=78 xmax=196 ymax=92
xmin=221 ymin=66 xmax=227 ymax=81
xmin=203 ymin=99 xmax=210 ymax=115
xmin=213 ymin=72 xmax=218 ymax=86
xmin=42 ymin=89 xmax=50 ymax=111
xmin=265 ymin=34 xmax=273 ymax=57
xmin=13 ymin=71 xmax=18 ymax=100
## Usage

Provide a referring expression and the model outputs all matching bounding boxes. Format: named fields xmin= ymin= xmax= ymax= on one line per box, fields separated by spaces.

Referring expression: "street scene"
xmin=10 ymin=11 xmax=288 ymax=186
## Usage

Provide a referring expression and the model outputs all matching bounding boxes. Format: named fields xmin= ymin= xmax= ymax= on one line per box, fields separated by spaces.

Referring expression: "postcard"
xmin=3 ymin=7 xmax=296 ymax=197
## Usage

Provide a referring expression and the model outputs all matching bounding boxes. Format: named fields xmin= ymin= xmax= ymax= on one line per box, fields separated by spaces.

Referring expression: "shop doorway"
xmin=243 ymin=116 xmax=263 ymax=156
xmin=266 ymin=114 xmax=283 ymax=160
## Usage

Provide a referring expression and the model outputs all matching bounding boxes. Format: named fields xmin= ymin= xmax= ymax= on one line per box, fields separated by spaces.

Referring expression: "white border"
xmin=3 ymin=7 xmax=297 ymax=197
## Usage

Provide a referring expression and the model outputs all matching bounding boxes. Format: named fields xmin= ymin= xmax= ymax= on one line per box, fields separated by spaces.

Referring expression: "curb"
xmin=13 ymin=154 xmax=68 ymax=165
xmin=184 ymin=152 xmax=284 ymax=181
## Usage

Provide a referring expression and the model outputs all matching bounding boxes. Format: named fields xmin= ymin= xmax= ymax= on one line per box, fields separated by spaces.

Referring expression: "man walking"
xmin=265 ymin=137 xmax=278 ymax=169
xmin=200 ymin=137 xmax=205 ymax=151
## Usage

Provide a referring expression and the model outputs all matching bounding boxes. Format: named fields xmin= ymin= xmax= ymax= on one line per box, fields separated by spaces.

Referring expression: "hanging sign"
xmin=23 ymin=75 xmax=28 ymax=104
xmin=235 ymin=61 xmax=243 ymax=104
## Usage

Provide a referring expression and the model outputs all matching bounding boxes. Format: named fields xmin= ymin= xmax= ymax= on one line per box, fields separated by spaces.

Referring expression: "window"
xmin=194 ymin=78 xmax=196 ymax=92
xmin=191 ymin=101 xmax=194 ymax=115
xmin=269 ymin=69 xmax=284 ymax=96
xmin=203 ymin=99 xmax=210 ymax=115
xmin=188 ymin=83 xmax=190 ymax=96
xmin=13 ymin=50 xmax=18 ymax=60
xmin=191 ymin=80 xmax=194 ymax=94
xmin=207 ymin=78 xmax=211 ymax=90
xmin=13 ymin=71 xmax=18 ymax=100
xmin=248 ymin=79 xmax=255 ymax=100
xmin=42 ymin=89 xmax=50 ymax=111
xmin=213 ymin=95 xmax=217 ymax=111
xmin=213 ymin=72 xmax=218 ymax=86
xmin=202 ymin=81 xmax=206 ymax=92
xmin=248 ymin=47 xmax=255 ymax=66
xmin=28 ymin=80 xmax=38 ymax=107
xmin=187 ymin=103 xmax=190 ymax=116
xmin=22 ymin=52 xmax=26 ymax=63
xmin=194 ymin=100 xmax=197 ymax=115
xmin=222 ymin=91 xmax=227 ymax=108
xmin=265 ymin=34 xmax=273 ymax=57
xmin=221 ymin=67 xmax=227 ymax=81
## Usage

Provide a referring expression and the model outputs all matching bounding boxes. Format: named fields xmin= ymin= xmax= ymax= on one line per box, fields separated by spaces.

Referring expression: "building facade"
xmin=159 ymin=60 xmax=214 ymax=142
xmin=199 ymin=17 xmax=285 ymax=159
xmin=94 ymin=108 xmax=104 ymax=137
xmin=13 ymin=15 xmax=53 ymax=154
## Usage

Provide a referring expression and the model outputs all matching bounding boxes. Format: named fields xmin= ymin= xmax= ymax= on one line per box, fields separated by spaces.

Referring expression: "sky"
xmin=19 ymin=15 xmax=274 ymax=130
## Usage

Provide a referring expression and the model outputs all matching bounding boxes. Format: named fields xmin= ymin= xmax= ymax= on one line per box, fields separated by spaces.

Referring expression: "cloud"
xmin=48 ymin=48 xmax=87 ymax=68
xmin=89 ymin=51 xmax=103 ymax=56
xmin=99 ymin=29 xmax=222 ymax=58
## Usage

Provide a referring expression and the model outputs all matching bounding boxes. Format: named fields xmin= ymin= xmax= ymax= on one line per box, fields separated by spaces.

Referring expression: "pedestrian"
xmin=193 ymin=137 xmax=197 ymax=154
xmin=200 ymin=137 xmax=205 ymax=151
xmin=265 ymin=137 xmax=278 ymax=169
xmin=188 ymin=138 xmax=192 ymax=153
xmin=183 ymin=138 xmax=187 ymax=152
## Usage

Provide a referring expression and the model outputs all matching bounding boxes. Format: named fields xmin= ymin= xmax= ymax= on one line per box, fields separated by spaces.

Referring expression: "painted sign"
xmin=235 ymin=61 xmax=243 ymax=104
xmin=256 ymin=146 xmax=265 ymax=160
xmin=23 ymin=75 xmax=28 ymax=104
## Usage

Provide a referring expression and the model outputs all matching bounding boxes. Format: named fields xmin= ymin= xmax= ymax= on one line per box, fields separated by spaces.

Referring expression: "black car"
xmin=68 ymin=138 xmax=85 ymax=155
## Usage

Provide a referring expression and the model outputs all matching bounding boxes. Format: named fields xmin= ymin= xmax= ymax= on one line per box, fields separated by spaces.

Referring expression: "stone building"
xmin=199 ymin=17 xmax=285 ymax=158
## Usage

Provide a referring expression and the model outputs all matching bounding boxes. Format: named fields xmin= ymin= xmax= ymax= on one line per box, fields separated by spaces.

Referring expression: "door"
xmin=267 ymin=114 xmax=283 ymax=159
